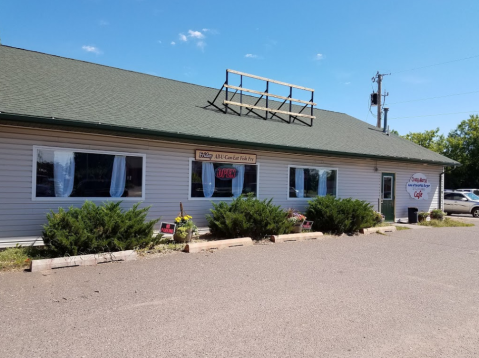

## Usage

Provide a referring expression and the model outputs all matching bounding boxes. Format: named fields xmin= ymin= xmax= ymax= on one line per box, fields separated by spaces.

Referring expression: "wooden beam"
xmin=227 ymin=69 xmax=314 ymax=92
xmin=224 ymin=85 xmax=316 ymax=106
xmin=223 ymin=101 xmax=315 ymax=119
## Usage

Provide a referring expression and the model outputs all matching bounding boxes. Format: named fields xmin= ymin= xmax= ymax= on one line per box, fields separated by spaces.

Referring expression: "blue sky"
xmin=1 ymin=0 xmax=478 ymax=135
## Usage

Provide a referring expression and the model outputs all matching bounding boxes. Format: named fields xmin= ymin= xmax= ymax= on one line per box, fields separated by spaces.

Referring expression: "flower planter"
xmin=291 ymin=223 xmax=303 ymax=233
xmin=174 ymin=228 xmax=193 ymax=243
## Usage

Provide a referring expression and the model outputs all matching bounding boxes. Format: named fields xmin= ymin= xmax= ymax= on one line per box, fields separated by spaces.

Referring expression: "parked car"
xmin=455 ymin=188 xmax=479 ymax=196
xmin=444 ymin=192 xmax=479 ymax=217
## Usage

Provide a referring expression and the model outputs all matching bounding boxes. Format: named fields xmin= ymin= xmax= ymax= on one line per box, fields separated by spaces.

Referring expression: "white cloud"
xmin=188 ymin=30 xmax=204 ymax=39
xmin=171 ymin=41 xmax=176 ymax=45
xmin=245 ymin=54 xmax=258 ymax=58
xmin=345 ymin=82 xmax=351 ymax=85
xmin=179 ymin=33 xmax=188 ymax=42
xmin=315 ymin=53 xmax=323 ymax=60
xmin=157 ymin=40 xmax=162 ymax=44
xmin=197 ymin=41 xmax=206 ymax=51
xmin=82 ymin=45 xmax=101 ymax=54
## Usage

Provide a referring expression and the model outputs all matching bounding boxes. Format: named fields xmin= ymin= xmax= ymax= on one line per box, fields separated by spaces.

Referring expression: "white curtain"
xmin=53 ymin=151 xmax=75 ymax=197
xmin=232 ymin=164 xmax=245 ymax=198
xmin=110 ymin=155 xmax=126 ymax=198
xmin=295 ymin=168 xmax=304 ymax=198
xmin=318 ymin=170 xmax=327 ymax=196
xmin=202 ymin=162 xmax=215 ymax=198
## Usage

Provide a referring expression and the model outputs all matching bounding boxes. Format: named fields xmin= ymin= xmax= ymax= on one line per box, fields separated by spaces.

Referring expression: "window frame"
xmin=32 ymin=145 xmax=146 ymax=202
xmin=188 ymin=158 xmax=260 ymax=200
xmin=287 ymin=165 xmax=339 ymax=200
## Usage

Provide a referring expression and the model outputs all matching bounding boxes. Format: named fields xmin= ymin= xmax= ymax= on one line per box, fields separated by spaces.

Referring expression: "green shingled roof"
xmin=0 ymin=45 xmax=458 ymax=166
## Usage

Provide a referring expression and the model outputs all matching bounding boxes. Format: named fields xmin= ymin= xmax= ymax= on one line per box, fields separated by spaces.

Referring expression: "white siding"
xmin=0 ymin=125 xmax=444 ymax=238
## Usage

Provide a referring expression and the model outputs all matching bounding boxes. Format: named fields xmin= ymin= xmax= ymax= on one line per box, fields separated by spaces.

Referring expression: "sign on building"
xmin=406 ymin=173 xmax=432 ymax=200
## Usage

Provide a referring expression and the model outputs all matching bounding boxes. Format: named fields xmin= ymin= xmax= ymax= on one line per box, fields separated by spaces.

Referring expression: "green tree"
xmin=403 ymin=127 xmax=446 ymax=154
xmin=443 ymin=115 xmax=479 ymax=188
xmin=402 ymin=115 xmax=479 ymax=189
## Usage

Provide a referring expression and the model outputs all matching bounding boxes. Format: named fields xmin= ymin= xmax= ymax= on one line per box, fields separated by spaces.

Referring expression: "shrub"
xmin=430 ymin=209 xmax=445 ymax=220
xmin=206 ymin=195 xmax=293 ymax=240
xmin=42 ymin=201 xmax=162 ymax=256
xmin=418 ymin=211 xmax=430 ymax=220
xmin=305 ymin=195 xmax=376 ymax=235
xmin=373 ymin=211 xmax=385 ymax=226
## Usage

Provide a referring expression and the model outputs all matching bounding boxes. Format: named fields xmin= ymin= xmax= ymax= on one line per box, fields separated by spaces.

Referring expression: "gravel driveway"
xmin=1 ymin=224 xmax=478 ymax=357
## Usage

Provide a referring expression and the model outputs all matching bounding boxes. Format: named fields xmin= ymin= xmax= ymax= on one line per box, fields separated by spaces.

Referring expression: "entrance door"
xmin=381 ymin=173 xmax=395 ymax=222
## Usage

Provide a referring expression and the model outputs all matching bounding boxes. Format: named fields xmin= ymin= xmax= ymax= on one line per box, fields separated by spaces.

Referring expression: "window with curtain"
xmin=289 ymin=166 xmax=337 ymax=198
xmin=190 ymin=160 xmax=257 ymax=198
xmin=35 ymin=147 xmax=144 ymax=199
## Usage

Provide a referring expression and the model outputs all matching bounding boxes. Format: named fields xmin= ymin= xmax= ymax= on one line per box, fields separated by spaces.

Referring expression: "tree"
xmin=403 ymin=128 xmax=446 ymax=154
xmin=402 ymin=115 xmax=479 ymax=189
xmin=444 ymin=115 xmax=479 ymax=188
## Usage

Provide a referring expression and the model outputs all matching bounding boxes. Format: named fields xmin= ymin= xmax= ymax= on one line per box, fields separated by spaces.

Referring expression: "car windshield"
xmin=466 ymin=193 xmax=479 ymax=200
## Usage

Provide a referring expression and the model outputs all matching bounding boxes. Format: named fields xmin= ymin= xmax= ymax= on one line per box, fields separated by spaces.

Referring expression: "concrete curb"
xmin=30 ymin=250 xmax=137 ymax=272
xmin=185 ymin=237 xmax=253 ymax=253
xmin=361 ymin=226 xmax=397 ymax=235
xmin=270 ymin=232 xmax=324 ymax=243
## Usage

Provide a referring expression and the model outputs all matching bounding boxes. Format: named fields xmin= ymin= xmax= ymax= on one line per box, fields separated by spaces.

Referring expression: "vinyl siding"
xmin=0 ymin=124 xmax=443 ymax=239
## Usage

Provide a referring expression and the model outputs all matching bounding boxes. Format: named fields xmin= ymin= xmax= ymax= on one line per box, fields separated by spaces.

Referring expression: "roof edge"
xmin=0 ymin=112 xmax=460 ymax=167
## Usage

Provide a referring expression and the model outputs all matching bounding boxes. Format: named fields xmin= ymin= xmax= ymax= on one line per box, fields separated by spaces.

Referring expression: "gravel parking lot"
xmin=1 ymin=223 xmax=479 ymax=358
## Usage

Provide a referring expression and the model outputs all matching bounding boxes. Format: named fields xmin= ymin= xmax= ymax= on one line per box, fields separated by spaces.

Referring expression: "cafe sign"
xmin=195 ymin=150 xmax=256 ymax=164
xmin=406 ymin=173 xmax=432 ymax=200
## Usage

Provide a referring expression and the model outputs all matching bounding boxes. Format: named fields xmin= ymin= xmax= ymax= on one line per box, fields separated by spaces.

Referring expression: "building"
xmin=0 ymin=46 xmax=459 ymax=246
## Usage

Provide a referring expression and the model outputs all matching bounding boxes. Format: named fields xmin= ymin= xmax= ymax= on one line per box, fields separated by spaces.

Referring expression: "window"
xmin=382 ymin=176 xmax=393 ymax=200
xmin=190 ymin=160 xmax=258 ymax=199
xmin=288 ymin=166 xmax=337 ymax=199
xmin=34 ymin=147 xmax=145 ymax=200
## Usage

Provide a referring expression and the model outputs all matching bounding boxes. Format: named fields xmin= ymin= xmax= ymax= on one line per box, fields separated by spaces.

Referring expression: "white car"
xmin=455 ymin=188 xmax=479 ymax=196
xmin=444 ymin=192 xmax=479 ymax=218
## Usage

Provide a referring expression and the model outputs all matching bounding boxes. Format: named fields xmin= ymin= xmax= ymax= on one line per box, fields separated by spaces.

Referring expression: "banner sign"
xmin=302 ymin=221 xmax=314 ymax=231
xmin=406 ymin=173 xmax=432 ymax=200
xmin=215 ymin=166 xmax=237 ymax=180
xmin=160 ymin=222 xmax=176 ymax=235
xmin=195 ymin=150 xmax=256 ymax=164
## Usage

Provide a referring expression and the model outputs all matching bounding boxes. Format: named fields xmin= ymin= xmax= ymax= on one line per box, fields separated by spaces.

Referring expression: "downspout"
xmin=439 ymin=169 xmax=445 ymax=210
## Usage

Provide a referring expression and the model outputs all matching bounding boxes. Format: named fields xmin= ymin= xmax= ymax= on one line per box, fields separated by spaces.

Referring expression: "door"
xmin=381 ymin=173 xmax=395 ymax=222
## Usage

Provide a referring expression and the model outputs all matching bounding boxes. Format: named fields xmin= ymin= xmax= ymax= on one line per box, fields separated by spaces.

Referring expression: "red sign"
xmin=215 ymin=166 xmax=237 ymax=180
xmin=160 ymin=222 xmax=176 ymax=234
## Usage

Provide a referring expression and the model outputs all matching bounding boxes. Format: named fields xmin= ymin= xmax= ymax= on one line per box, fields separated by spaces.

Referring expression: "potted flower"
xmin=287 ymin=209 xmax=306 ymax=233
xmin=418 ymin=211 xmax=429 ymax=223
xmin=430 ymin=209 xmax=445 ymax=221
xmin=173 ymin=214 xmax=198 ymax=243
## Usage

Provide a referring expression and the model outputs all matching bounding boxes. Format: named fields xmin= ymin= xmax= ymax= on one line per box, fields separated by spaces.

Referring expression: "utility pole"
xmin=372 ymin=71 xmax=390 ymax=128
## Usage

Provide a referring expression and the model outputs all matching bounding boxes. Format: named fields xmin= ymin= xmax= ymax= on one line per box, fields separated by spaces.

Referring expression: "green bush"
xmin=305 ymin=195 xmax=376 ymax=235
xmin=430 ymin=209 xmax=445 ymax=220
xmin=206 ymin=195 xmax=293 ymax=240
xmin=42 ymin=201 xmax=162 ymax=256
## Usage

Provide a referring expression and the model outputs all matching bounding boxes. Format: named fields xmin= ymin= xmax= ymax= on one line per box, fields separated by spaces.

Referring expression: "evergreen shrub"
xmin=305 ymin=195 xmax=376 ymax=235
xmin=206 ymin=195 xmax=293 ymax=240
xmin=42 ymin=201 xmax=162 ymax=256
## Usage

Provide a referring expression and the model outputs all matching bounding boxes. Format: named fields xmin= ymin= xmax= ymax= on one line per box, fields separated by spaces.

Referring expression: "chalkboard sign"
xmin=302 ymin=221 xmax=314 ymax=231
xmin=160 ymin=222 xmax=176 ymax=235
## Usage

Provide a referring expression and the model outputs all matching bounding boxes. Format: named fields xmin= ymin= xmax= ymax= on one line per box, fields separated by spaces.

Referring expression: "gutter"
xmin=0 ymin=111 xmax=460 ymax=167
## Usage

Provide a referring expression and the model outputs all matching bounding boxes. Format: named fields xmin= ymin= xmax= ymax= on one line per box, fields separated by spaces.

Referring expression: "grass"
xmin=0 ymin=246 xmax=52 ymax=271
xmin=419 ymin=218 xmax=475 ymax=228
xmin=136 ymin=237 xmax=188 ymax=257
xmin=395 ymin=226 xmax=411 ymax=231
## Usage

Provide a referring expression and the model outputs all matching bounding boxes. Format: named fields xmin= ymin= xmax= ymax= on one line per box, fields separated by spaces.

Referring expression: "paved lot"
xmin=1 ymin=223 xmax=479 ymax=357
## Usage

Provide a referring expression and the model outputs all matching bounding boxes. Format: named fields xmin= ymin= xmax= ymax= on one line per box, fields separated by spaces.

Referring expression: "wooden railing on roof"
xmin=205 ymin=69 xmax=316 ymax=127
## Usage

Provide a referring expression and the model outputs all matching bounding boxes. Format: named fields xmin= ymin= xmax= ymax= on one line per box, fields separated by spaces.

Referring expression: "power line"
xmin=390 ymin=110 xmax=479 ymax=120
xmin=388 ymin=90 xmax=479 ymax=105
xmin=391 ymin=54 xmax=479 ymax=74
